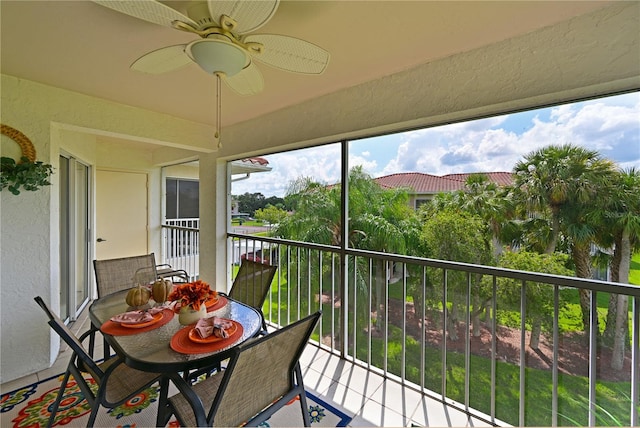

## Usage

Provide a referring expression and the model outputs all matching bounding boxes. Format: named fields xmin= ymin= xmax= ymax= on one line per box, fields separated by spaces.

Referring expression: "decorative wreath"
xmin=1 ymin=124 xmax=53 ymax=195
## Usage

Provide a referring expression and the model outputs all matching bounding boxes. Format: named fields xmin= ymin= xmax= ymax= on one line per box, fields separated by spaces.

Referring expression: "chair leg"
xmin=295 ymin=364 xmax=311 ymax=427
xmin=47 ymin=370 xmax=71 ymax=428
xmin=299 ymin=390 xmax=311 ymax=427
xmin=86 ymin=405 xmax=100 ymax=428
xmin=294 ymin=362 xmax=311 ymax=427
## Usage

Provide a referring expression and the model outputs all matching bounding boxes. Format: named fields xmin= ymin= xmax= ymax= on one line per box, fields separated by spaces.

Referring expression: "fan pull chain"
xmin=215 ymin=72 xmax=222 ymax=148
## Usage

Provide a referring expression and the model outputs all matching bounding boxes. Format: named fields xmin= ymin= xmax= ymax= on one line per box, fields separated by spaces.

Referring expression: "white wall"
xmin=0 ymin=75 xmax=215 ymax=382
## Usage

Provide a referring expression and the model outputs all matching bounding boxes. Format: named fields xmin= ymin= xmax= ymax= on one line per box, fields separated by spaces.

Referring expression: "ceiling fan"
xmin=92 ymin=0 xmax=330 ymax=144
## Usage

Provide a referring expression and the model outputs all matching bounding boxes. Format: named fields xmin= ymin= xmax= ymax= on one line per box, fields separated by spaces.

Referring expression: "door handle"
xmin=97 ymin=238 xmax=107 ymax=242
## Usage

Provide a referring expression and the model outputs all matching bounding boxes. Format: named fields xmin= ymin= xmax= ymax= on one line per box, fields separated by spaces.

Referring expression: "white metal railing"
xmin=229 ymin=233 xmax=640 ymax=427
xmin=161 ymin=223 xmax=199 ymax=280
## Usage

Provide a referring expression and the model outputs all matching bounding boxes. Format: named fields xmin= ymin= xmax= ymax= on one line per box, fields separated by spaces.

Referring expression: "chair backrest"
xmin=34 ymin=296 xmax=103 ymax=380
xmin=210 ymin=311 xmax=321 ymax=427
xmin=94 ymin=253 xmax=158 ymax=297
xmin=228 ymin=259 xmax=277 ymax=312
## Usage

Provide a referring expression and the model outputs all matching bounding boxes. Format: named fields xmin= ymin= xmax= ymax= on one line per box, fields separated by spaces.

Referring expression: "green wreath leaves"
xmin=1 ymin=156 xmax=53 ymax=195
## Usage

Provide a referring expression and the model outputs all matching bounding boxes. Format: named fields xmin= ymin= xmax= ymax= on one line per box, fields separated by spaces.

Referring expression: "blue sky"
xmin=232 ymin=92 xmax=640 ymax=198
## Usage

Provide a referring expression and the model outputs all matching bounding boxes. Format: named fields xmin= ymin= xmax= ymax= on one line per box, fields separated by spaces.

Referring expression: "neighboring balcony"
xmin=160 ymin=224 xmax=640 ymax=426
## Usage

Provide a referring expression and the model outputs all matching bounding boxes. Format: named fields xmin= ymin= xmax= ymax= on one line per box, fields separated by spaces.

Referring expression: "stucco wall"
xmin=0 ymin=75 xmax=215 ymax=382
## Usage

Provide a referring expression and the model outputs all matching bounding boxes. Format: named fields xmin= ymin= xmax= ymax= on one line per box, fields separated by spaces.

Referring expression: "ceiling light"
xmin=186 ymin=39 xmax=247 ymax=76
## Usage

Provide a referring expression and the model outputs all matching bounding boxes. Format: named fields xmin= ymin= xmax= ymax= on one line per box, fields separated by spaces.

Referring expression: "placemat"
xmin=170 ymin=321 xmax=243 ymax=354
xmin=100 ymin=308 xmax=175 ymax=336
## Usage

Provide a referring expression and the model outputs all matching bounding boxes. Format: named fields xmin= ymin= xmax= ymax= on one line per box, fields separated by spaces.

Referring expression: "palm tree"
xmin=511 ymin=144 xmax=618 ymax=336
xmin=594 ymin=167 xmax=640 ymax=369
xmin=459 ymin=173 xmax=511 ymax=259
xmin=275 ymin=166 xmax=421 ymax=332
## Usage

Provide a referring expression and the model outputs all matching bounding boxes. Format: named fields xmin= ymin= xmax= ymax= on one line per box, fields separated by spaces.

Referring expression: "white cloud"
xmin=232 ymin=93 xmax=639 ymax=196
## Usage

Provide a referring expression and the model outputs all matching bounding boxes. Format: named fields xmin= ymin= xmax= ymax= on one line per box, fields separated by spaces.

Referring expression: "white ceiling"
xmin=1 ymin=0 xmax=615 ymax=131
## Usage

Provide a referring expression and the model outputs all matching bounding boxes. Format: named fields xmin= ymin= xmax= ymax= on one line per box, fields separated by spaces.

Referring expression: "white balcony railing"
xmin=161 ymin=220 xmax=199 ymax=281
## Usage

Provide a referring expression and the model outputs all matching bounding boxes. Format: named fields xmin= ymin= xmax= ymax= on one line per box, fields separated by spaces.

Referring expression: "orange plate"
xmin=120 ymin=312 xmax=163 ymax=329
xmin=188 ymin=321 xmax=238 ymax=343
xmin=204 ymin=295 xmax=219 ymax=308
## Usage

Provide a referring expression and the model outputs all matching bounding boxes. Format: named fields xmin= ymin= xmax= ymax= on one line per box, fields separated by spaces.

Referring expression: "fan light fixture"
xmin=186 ymin=39 xmax=247 ymax=76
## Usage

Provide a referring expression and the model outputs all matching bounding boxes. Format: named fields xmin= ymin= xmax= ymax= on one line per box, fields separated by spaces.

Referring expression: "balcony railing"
xmin=161 ymin=222 xmax=199 ymax=280
xmin=160 ymin=223 xmax=639 ymax=426
xmin=230 ymin=233 xmax=639 ymax=427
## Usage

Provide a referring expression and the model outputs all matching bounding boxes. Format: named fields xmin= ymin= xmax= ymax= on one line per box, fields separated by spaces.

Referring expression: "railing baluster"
xmin=384 ymin=259 xmax=389 ymax=375
xmin=287 ymin=246 xmax=291 ymax=325
xmin=520 ymin=280 xmax=526 ymax=427
xmin=552 ymin=284 xmax=559 ymax=427
xmin=402 ymin=262 xmax=407 ymax=384
xmin=589 ymin=291 xmax=598 ymax=427
xmin=491 ymin=275 xmax=497 ymax=424
xmin=465 ymin=271 xmax=471 ymax=410
xmin=442 ymin=268 xmax=448 ymax=399
xmin=352 ymin=255 xmax=357 ymax=360
xmin=632 ymin=296 xmax=639 ymax=427
xmin=420 ymin=265 xmax=426 ymax=391
xmin=318 ymin=251 xmax=323 ymax=341
xmin=368 ymin=258 xmax=373 ymax=367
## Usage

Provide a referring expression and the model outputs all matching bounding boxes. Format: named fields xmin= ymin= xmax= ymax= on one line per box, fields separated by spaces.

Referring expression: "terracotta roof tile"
xmin=374 ymin=172 xmax=513 ymax=194
xmin=241 ymin=157 xmax=269 ymax=166
xmin=442 ymin=172 xmax=514 ymax=186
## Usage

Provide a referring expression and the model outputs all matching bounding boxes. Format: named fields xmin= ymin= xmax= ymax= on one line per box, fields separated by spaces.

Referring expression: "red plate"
xmin=188 ymin=321 xmax=238 ymax=343
xmin=204 ymin=295 xmax=219 ymax=308
xmin=120 ymin=312 xmax=163 ymax=329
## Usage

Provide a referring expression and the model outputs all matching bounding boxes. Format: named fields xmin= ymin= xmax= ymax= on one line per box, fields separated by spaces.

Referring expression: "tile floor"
xmin=1 ymin=306 xmax=497 ymax=427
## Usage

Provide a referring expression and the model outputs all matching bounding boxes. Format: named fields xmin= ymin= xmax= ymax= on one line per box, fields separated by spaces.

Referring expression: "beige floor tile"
xmin=353 ymin=399 xmax=409 ymax=427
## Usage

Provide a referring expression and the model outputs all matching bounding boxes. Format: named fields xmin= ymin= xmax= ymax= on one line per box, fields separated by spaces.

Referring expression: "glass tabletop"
xmin=89 ymin=289 xmax=262 ymax=373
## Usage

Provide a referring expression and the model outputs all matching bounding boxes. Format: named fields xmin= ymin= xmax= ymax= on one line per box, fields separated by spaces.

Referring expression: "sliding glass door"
xmin=59 ymin=154 xmax=91 ymax=322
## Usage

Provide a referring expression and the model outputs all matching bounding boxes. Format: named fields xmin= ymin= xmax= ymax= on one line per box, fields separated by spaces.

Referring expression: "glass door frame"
xmin=59 ymin=152 xmax=92 ymax=322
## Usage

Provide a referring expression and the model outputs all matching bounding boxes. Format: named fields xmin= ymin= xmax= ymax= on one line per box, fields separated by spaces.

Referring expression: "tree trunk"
xmin=603 ymin=294 xmax=618 ymax=346
xmin=374 ymin=260 xmax=386 ymax=332
xmin=484 ymin=298 xmax=492 ymax=324
xmin=447 ymin=302 xmax=459 ymax=341
xmin=572 ymin=243 xmax=596 ymax=337
xmin=611 ymin=230 xmax=632 ymax=370
xmin=544 ymin=213 xmax=561 ymax=254
xmin=529 ymin=317 xmax=542 ymax=350
xmin=603 ymin=236 xmax=622 ymax=344
xmin=611 ymin=294 xmax=629 ymax=370
xmin=472 ymin=294 xmax=481 ymax=337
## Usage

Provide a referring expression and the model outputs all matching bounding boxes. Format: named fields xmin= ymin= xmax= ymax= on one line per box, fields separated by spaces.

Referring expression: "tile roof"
xmin=442 ymin=172 xmax=514 ymax=187
xmin=241 ymin=157 xmax=269 ymax=166
xmin=374 ymin=172 xmax=513 ymax=194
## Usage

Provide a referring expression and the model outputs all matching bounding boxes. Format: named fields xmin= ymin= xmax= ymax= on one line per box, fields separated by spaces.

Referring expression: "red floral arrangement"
xmin=168 ymin=280 xmax=216 ymax=311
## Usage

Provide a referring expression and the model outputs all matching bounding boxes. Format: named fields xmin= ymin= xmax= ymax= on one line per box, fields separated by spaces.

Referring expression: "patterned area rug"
xmin=1 ymin=372 xmax=351 ymax=427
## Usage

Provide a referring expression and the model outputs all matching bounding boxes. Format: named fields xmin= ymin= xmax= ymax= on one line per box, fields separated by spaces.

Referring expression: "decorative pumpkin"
xmin=151 ymin=278 xmax=173 ymax=303
xmin=125 ymin=285 xmax=151 ymax=307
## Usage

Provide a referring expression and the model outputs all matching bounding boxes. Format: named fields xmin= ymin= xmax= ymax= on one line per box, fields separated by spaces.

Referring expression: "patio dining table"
xmin=88 ymin=289 xmax=263 ymax=425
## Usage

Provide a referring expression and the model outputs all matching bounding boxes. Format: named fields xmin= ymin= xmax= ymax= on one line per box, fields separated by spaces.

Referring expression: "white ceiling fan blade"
xmin=207 ymin=0 xmax=279 ymax=34
xmin=131 ymin=45 xmax=192 ymax=74
xmin=244 ymin=34 xmax=329 ymax=74
xmin=92 ymin=0 xmax=197 ymax=29
xmin=223 ymin=63 xmax=264 ymax=96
